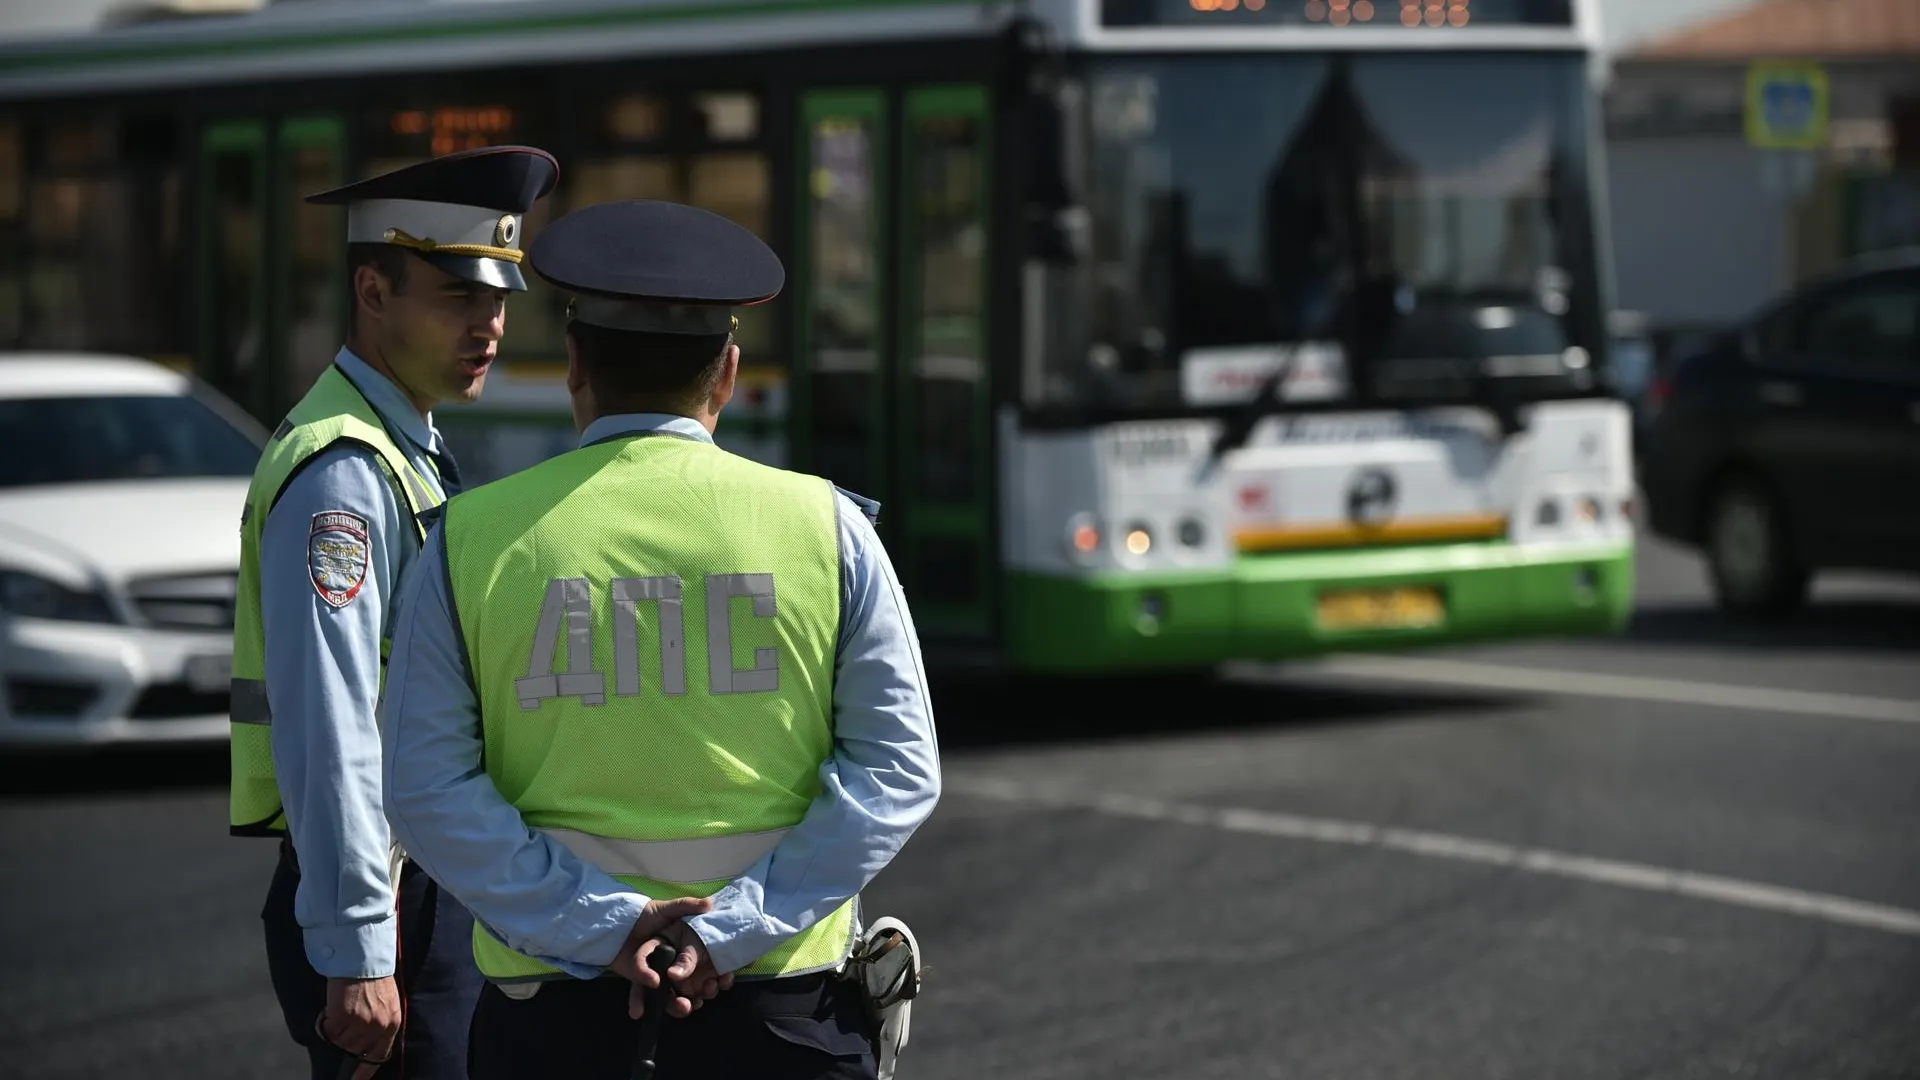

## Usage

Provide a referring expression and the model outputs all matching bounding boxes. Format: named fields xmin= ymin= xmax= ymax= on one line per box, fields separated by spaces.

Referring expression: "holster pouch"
xmin=840 ymin=916 xmax=922 ymax=1079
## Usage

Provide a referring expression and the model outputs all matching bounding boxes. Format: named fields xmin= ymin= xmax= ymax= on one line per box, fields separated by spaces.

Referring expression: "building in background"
xmin=1604 ymin=0 xmax=1920 ymax=335
xmin=1592 ymin=0 xmax=1754 ymax=57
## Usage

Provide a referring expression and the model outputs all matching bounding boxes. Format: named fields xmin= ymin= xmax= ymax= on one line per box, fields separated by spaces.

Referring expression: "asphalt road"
xmin=4 ymin=531 xmax=1918 ymax=1080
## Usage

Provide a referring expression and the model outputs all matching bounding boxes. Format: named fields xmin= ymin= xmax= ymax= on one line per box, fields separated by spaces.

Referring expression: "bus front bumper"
xmin=1003 ymin=540 xmax=1634 ymax=673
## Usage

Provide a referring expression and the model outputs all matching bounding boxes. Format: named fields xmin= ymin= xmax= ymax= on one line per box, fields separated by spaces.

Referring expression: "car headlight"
xmin=0 ymin=570 xmax=117 ymax=623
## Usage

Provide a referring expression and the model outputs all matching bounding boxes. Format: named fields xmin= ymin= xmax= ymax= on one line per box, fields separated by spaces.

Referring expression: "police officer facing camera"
xmin=229 ymin=144 xmax=558 ymax=1080
xmin=378 ymin=199 xmax=941 ymax=1080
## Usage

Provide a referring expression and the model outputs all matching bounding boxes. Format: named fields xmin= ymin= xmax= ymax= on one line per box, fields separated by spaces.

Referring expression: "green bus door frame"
xmin=793 ymin=84 xmax=995 ymax=641
xmin=894 ymin=84 xmax=994 ymax=639
xmin=197 ymin=114 xmax=347 ymax=426
xmin=793 ymin=88 xmax=892 ymax=523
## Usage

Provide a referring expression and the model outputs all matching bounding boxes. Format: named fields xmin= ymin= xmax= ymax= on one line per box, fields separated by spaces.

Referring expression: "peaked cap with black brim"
xmin=305 ymin=144 xmax=560 ymax=291
xmin=529 ymin=200 xmax=784 ymax=338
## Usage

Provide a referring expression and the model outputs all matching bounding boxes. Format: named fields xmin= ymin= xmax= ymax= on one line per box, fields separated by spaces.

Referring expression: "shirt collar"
xmin=333 ymin=347 xmax=437 ymax=452
xmin=579 ymin=413 xmax=714 ymax=449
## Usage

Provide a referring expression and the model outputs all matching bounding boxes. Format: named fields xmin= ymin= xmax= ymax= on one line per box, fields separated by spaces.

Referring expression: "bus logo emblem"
xmin=1346 ymin=468 xmax=1397 ymax=527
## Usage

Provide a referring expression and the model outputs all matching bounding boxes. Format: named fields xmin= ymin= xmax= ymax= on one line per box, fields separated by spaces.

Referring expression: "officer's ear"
xmin=709 ymin=341 xmax=740 ymax=413
xmin=562 ymin=328 xmax=597 ymax=435
xmin=563 ymin=329 xmax=587 ymax=396
xmin=353 ymin=264 xmax=395 ymax=326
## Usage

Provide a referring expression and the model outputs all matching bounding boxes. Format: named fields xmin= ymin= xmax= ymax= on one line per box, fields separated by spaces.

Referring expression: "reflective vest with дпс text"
xmin=442 ymin=432 xmax=852 ymax=983
xmin=229 ymin=365 xmax=442 ymax=837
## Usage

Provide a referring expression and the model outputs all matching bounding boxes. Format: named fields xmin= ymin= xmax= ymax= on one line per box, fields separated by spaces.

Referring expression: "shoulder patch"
xmin=833 ymin=485 xmax=882 ymax=526
xmin=308 ymin=510 xmax=372 ymax=608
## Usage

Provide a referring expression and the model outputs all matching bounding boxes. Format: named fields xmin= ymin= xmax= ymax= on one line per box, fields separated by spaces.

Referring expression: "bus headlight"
xmin=1122 ymin=523 xmax=1153 ymax=556
xmin=1176 ymin=517 xmax=1206 ymax=548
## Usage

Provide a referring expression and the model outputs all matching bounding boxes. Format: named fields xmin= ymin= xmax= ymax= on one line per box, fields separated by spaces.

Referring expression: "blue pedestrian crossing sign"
xmin=1746 ymin=62 xmax=1829 ymax=149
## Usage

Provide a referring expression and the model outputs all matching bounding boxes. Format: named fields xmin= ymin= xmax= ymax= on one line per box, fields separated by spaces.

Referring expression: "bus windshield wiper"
xmin=1200 ymin=347 xmax=1297 ymax=479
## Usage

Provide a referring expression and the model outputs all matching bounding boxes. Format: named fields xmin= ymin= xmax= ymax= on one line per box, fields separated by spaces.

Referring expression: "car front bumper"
xmin=0 ymin=614 xmax=231 ymax=748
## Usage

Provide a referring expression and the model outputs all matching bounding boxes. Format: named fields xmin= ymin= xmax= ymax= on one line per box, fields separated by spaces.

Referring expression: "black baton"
xmin=632 ymin=944 xmax=677 ymax=1080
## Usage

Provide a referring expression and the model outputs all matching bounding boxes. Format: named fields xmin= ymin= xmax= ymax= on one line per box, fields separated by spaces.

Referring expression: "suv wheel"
xmin=1705 ymin=477 xmax=1809 ymax=618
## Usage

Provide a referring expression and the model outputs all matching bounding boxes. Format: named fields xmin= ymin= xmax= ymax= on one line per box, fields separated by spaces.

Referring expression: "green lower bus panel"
xmin=1003 ymin=541 xmax=1635 ymax=673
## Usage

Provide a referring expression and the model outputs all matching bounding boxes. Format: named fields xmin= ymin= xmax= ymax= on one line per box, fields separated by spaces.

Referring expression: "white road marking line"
xmin=1255 ymin=655 xmax=1920 ymax=725
xmin=951 ymin=777 xmax=1920 ymax=937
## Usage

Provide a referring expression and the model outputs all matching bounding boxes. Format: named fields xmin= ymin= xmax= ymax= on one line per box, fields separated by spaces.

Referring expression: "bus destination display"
xmin=1100 ymin=0 xmax=1572 ymax=27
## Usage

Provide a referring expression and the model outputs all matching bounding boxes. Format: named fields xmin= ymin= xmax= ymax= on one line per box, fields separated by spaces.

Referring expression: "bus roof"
xmin=0 ymin=0 xmax=1598 ymax=100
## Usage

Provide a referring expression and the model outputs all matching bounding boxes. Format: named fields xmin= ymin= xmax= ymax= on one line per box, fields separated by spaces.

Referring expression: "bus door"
xmin=794 ymin=85 xmax=995 ymax=641
xmin=197 ymin=114 xmax=348 ymax=426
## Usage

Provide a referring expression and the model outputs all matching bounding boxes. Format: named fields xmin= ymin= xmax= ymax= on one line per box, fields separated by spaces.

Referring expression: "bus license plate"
xmin=1315 ymin=587 xmax=1445 ymax=631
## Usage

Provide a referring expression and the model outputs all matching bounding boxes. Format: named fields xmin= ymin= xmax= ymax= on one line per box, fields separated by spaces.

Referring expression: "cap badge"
xmin=495 ymin=214 xmax=519 ymax=247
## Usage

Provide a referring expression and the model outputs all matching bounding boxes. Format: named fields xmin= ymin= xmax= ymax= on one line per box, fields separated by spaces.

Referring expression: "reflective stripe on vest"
xmin=542 ymin=827 xmax=792 ymax=884
xmin=228 ymin=635 xmax=394 ymax=730
xmin=228 ymin=365 xmax=439 ymax=837
xmin=444 ymin=432 xmax=851 ymax=982
xmin=230 ymin=677 xmax=270 ymax=725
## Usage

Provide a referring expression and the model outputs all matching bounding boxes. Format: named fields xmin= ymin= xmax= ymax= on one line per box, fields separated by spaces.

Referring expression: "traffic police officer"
xmin=378 ymin=199 xmax=941 ymax=1080
xmin=229 ymin=145 xmax=559 ymax=1079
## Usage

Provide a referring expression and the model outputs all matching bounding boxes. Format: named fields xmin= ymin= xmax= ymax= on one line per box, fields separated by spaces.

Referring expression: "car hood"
xmin=0 ymin=479 xmax=250 ymax=582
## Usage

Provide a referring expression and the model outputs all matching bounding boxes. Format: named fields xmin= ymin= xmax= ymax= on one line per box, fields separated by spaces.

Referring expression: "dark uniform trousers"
xmin=263 ymin=840 xmax=485 ymax=1080
xmin=468 ymin=969 xmax=878 ymax=1080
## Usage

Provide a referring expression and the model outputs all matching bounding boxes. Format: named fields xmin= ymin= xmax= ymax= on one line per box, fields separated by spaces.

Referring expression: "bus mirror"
xmin=1028 ymin=205 xmax=1089 ymax=263
xmin=1025 ymin=81 xmax=1087 ymax=263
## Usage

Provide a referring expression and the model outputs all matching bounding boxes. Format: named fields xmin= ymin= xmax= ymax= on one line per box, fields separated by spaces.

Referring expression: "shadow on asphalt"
xmin=1627 ymin=601 xmax=1920 ymax=653
xmin=0 ymin=674 xmax=1522 ymax=798
xmin=928 ymin=669 xmax=1522 ymax=751
xmin=0 ymin=743 xmax=231 ymax=798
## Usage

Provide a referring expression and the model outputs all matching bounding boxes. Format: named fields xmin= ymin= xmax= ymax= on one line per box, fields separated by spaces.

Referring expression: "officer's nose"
xmin=471 ymin=293 xmax=507 ymax=340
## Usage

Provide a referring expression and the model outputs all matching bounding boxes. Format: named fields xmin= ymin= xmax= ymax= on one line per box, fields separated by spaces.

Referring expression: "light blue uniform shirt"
xmin=260 ymin=348 xmax=456 ymax=979
xmin=380 ymin=413 xmax=941 ymax=979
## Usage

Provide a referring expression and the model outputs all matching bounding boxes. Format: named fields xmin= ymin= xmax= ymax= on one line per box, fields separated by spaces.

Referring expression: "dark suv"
xmin=1641 ymin=250 xmax=1920 ymax=617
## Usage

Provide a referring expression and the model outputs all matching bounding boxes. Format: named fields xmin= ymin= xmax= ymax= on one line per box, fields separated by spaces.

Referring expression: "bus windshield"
xmin=1033 ymin=52 xmax=1604 ymax=417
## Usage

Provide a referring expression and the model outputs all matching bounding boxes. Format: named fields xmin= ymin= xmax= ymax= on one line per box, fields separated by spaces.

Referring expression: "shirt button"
xmin=319 ymin=945 xmax=335 ymax=959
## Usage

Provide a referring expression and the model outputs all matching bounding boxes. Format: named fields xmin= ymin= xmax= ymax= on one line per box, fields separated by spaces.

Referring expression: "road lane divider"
xmin=1246 ymin=656 xmax=1920 ymax=725
xmin=951 ymin=777 xmax=1920 ymax=937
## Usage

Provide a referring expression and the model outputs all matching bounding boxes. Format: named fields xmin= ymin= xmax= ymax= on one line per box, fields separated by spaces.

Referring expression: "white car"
xmin=0 ymin=353 xmax=266 ymax=749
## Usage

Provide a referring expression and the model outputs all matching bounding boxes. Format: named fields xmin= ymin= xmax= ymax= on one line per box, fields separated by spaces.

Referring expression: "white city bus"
xmin=0 ymin=0 xmax=1635 ymax=673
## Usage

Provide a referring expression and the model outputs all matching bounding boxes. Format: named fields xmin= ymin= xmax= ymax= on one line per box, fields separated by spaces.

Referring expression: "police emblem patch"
xmin=309 ymin=511 xmax=371 ymax=608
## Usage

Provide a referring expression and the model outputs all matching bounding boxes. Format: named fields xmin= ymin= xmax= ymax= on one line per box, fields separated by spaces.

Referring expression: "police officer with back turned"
xmin=378 ymin=198 xmax=941 ymax=1080
xmin=229 ymin=145 xmax=558 ymax=1079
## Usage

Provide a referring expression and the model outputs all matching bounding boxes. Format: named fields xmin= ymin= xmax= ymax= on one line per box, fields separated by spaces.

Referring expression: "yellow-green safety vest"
xmin=229 ymin=365 xmax=443 ymax=837
xmin=441 ymin=429 xmax=852 ymax=983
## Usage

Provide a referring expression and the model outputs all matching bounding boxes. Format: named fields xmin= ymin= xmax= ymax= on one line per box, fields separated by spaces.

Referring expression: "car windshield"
xmin=1030 ymin=52 xmax=1604 ymax=416
xmin=0 ymin=393 xmax=262 ymax=489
